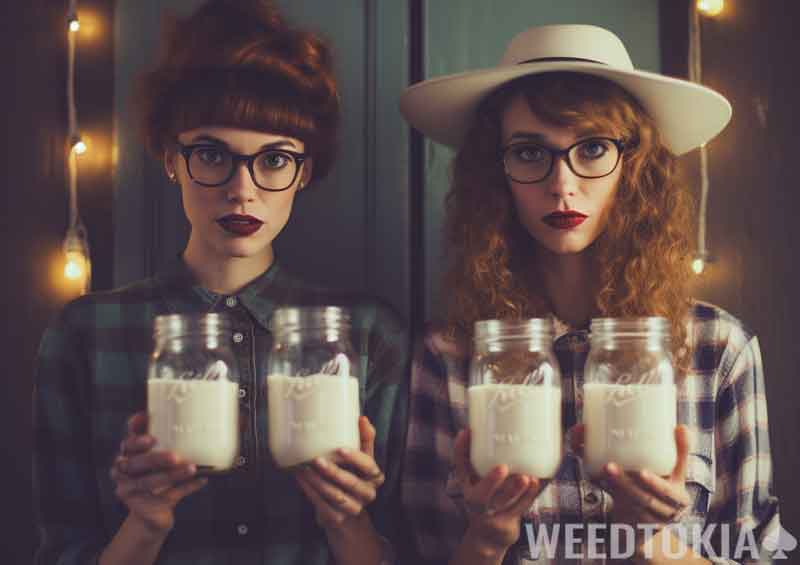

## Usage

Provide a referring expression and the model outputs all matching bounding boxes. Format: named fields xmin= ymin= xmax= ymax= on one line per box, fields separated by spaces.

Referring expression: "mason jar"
xmin=267 ymin=306 xmax=360 ymax=469
xmin=583 ymin=317 xmax=677 ymax=476
xmin=147 ymin=313 xmax=240 ymax=472
xmin=468 ymin=319 xmax=563 ymax=478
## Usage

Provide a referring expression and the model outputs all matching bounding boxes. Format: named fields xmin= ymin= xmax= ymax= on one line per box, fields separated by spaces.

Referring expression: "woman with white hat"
xmin=399 ymin=24 xmax=781 ymax=564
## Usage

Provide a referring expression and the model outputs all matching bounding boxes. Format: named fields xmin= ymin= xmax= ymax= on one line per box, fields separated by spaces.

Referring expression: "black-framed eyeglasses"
xmin=176 ymin=142 xmax=308 ymax=192
xmin=502 ymin=137 xmax=625 ymax=184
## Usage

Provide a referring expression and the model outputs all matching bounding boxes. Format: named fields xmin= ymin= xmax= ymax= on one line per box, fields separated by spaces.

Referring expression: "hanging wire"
xmin=689 ymin=2 xmax=711 ymax=268
xmin=64 ymin=0 xmax=91 ymax=292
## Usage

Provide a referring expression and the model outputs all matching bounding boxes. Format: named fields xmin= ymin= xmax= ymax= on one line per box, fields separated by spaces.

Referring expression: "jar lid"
xmin=473 ymin=318 xmax=553 ymax=342
xmin=153 ymin=313 xmax=230 ymax=342
xmin=590 ymin=317 xmax=670 ymax=338
xmin=270 ymin=306 xmax=350 ymax=333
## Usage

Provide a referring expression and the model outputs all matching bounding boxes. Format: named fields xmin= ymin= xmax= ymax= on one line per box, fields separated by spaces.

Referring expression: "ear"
xmin=164 ymin=147 xmax=179 ymax=183
xmin=298 ymin=157 xmax=313 ymax=191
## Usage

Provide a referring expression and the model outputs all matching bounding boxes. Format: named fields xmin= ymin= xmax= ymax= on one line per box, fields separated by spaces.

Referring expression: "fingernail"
xmin=187 ymin=464 xmax=197 ymax=474
xmin=606 ymin=463 xmax=619 ymax=476
xmin=314 ymin=457 xmax=328 ymax=468
xmin=640 ymin=470 xmax=653 ymax=481
xmin=336 ymin=448 xmax=348 ymax=457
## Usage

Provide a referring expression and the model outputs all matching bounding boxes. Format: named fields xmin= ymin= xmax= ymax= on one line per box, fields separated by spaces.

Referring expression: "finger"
xmin=163 ymin=476 xmax=208 ymax=504
xmin=358 ymin=416 xmax=377 ymax=459
xmin=127 ymin=412 xmax=148 ymax=436
xmin=604 ymin=464 xmax=677 ymax=520
xmin=453 ymin=429 xmax=478 ymax=486
xmin=632 ymin=469 xmax=691 ymax=509
xmin=569 ymin=424 xmax=585 ymax=457
xmin=671 ymin=425 xmax=692 ymax=482
xmin=120 ymin=434 xmax=156 ymax=457
xmin=122 ymin=464 xmax=198 ymax=495
xmin=302 ymin=464 xmax=371 ymax=510
xmin=488 ymin=474 xmax=531 ymax=513
xmin=296 ymin=473 xmax=347 ymax=526
xmin=333 ymin=448 xmax=384 ymax=486
xmin=468 ymin=464 xmax=509 ymax=509
xmin=296 ymin=468 xmax=356 ymax=520
xmin=310 ymin=457 xmax=378 ymax=504
xmin=504 ymin=479 xmax=542 ymax=517
xmin=120 ymin=450 xmax=183 ymax=477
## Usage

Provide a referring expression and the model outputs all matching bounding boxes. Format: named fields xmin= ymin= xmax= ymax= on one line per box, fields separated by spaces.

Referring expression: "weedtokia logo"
xmin=522 ymin=522 xmax=795 ymax=561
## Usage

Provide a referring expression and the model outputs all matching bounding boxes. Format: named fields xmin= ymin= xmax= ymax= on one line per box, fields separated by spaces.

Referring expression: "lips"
xmin=217 ymin=214 xmax=263 ymax=236
xmin=542 ymin=211 xmax=588 ymax=230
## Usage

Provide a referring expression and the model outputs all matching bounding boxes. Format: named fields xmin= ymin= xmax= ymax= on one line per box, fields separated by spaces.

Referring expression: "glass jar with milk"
xmin=468 ymin=319 xmax=563 ymax=478
xmin=147 ymin=313 xmax=240 ymax=472
xmin=583 ymin=317 xmax=677 ymax=477
xmin=267 ymin=306 xmax=360 ymax=469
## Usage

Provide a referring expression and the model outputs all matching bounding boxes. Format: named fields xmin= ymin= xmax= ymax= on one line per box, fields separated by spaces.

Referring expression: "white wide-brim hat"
xmin=399 ymin=24 xmax=731 ymax=155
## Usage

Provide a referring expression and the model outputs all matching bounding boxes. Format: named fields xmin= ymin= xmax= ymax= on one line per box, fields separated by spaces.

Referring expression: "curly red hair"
xmin=443 ymin=72 xmax=694 ymax=372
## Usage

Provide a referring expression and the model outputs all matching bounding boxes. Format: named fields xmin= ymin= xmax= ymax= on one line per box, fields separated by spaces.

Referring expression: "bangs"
xmin=165 ymin=68 xmax=322 ymax=145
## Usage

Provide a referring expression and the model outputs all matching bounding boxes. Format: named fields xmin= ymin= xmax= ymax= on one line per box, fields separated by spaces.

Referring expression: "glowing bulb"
xmin=64 ymin=251 xmax=86 ymax=280
xmin=692 ymin=258 xmax=705 ymax=275
xmin=69 ymin=17 xmax=80 ymax=32
xmin=72 ymin=139 xmax=87 ymax=155
xmin=697 ymin=0 xmax=724 ymax=17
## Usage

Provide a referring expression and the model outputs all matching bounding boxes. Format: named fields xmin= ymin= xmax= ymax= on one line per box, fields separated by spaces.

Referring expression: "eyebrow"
xmin=188 ymin=134 xmax=299 ymax=151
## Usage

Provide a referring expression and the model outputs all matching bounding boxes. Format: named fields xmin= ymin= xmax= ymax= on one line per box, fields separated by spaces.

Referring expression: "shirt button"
xmin=237 ymin=455 xmax=247 ymax=466
xmin=225 ymin=296 xmax=238 ymax=308
xmin=232 ymin=332 xmax=244 ymax=344
xmin=237 ymin=523 xmax=249 ymax=536
xmin=584 ymin=491 xmax=599 ymax=505
xmin=238 ymin=387 xmax=247 ymax=399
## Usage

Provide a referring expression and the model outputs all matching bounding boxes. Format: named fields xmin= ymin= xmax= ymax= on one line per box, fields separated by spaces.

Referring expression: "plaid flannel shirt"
xmin=33 ymin=258 xmax=410 ymax=565
xmin=402 ymin=302 xmax=781 ymax=564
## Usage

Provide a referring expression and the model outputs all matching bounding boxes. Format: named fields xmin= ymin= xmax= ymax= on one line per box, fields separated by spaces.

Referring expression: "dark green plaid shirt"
xmin=33 ymin=259 xmax=410 ymax=565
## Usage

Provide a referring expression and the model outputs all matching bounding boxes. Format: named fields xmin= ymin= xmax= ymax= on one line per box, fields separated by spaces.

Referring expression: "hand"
xmin=570 ymin=424 xmax=691 ymax=530
xmin=110 ymin=412 xmax=208 ymax=534
xmin=294 ymin=416 xmax=386 ymax=531
xmin=453 ymin=429 xmax=542 ymax=557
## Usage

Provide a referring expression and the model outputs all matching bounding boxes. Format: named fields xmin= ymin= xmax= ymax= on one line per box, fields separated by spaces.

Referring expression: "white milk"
xmin=267 ymin=374 xmax=360 ymax=468
xmin=148 ymin=378 xmax=240 ymax=470
xmin=468 ymin=384 xmax=562 ymax=478
xmin=583 ymin=383 xmax=677 ymax=476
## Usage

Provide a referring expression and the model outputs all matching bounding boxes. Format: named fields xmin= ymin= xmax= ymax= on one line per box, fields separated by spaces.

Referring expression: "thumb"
xmin=359 ymin=415 xmax=376 ymax=457
xmin=671 ymin=425 xmax=692 ymax=481
xmin=127 ymin=411 xmax=149 ymax=436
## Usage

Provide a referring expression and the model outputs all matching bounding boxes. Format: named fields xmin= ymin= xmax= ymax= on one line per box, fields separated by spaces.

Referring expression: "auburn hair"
xmin=443 ymin=72 xmax=694 ymax=373
xmin=138 ymin=0 xmax=340 ymax=181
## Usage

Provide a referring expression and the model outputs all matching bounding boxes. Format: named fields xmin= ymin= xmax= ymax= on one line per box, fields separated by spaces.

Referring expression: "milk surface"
xmin=267 ymin=374 xmax=360 ymax=468
xmin=148 ymin=378 xmax=240 ymax=470
xmin=583 ymin=383 xmax=677 ymax=476
xmin=468 ymin=384 xmax=562 ymax=478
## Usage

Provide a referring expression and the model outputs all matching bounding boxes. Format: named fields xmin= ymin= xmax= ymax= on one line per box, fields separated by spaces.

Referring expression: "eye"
xmin=260 ymin=151 xmax=291 ymax=170
xmin=511 ymin=144 xmax=548 ymax=163
xmin=195 ymin=147 xmax=226 ymax=166
xmin=576 ymin=139 xmax=612 ymax=160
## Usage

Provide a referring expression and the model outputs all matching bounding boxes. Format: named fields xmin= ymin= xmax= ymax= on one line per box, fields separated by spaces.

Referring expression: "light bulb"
xmin=692 ymin=258 xmax=705 ymax=275
xmin=69 ymin=17 xmax=80 ymax=32
xmin=72 ymin=139 xmax=87 ymax=155
xmin=697 ymin=0 xmax=724 ymax=17
xmin=64 ymin=251 xmax=86 ymax=280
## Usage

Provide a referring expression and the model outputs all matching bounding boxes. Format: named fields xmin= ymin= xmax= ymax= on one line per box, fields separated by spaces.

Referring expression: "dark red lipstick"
xmin=217 ymin=214 xmax=263 ymax=236
xmin=542 ymin=211 xmax=588 ymax=230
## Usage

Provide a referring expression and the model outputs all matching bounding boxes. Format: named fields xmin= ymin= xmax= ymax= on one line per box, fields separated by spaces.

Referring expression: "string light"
xmin=697 ymin=0 xmax=724 ymax=17
xmin=64 ymin=0 xmax=91 ymax=293
xmin=689 ymin=4 xmax=716 ymax=276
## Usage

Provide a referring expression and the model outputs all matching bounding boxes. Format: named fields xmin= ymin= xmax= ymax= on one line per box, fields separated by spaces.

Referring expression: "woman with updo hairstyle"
xmin=399 ymin=25 xmax=780 ymax=564
xmin=33 ymin=1 xmax=408 ymax=564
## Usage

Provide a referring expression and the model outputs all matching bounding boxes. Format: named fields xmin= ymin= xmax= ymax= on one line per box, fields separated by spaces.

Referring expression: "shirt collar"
xmin=156 ymin=255 xmax=284 ymax=331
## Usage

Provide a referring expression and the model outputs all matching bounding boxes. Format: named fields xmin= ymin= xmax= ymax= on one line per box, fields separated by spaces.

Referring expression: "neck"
xmin=182 ymin=237 xmax=274 ymax=295
xmin=535 ymin=246 xmax=598 ymax=329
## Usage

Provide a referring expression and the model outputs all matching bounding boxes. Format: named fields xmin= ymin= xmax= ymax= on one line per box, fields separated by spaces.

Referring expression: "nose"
xmin=225 ymin=162 xmax=258 ymax=203
xmin=547 ymin=155 xmax=579 ymax=199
